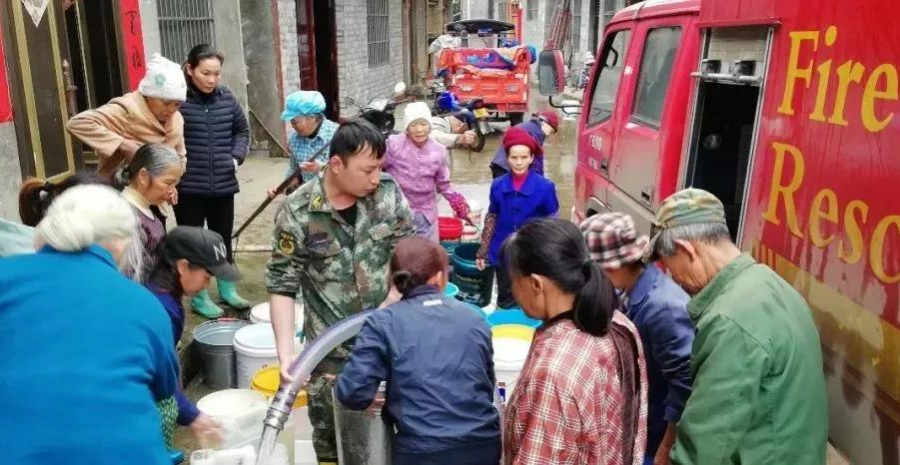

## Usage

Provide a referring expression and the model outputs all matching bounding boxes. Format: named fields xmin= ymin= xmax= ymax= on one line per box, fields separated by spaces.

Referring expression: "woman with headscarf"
xmin=67 ymin=54 xmax=187 ymax=183
xmin=383 ymin=102 xmax=475 ymax=241
xmin=176 ymin=44 xmax=252 ymax=315
xmin=0 ymin=185 xmax=179 ymax=465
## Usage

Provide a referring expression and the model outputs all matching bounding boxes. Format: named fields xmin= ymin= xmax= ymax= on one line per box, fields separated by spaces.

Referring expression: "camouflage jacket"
xmin=266 ymin=170 xmax=415 ymax=359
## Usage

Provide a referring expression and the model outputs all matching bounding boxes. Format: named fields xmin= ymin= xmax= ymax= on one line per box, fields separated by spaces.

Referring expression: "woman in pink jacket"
xmin=384 ymin=102 xmax=477 ymax=241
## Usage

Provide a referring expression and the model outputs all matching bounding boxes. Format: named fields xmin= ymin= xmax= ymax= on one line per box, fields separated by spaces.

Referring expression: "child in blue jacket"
xmin=337 ymin=237 xmax=501 ymax=465
xmin=477 ymin=127 xmax=559 ymax=309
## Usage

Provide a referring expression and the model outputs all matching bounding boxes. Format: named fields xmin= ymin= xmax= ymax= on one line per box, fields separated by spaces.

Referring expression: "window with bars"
xmin=572 ymin=0 xmax=583 ymax=53
xmin=496 ymin=1 xmax=509 ymax=21
xmin=602 ymin=0 xmax=619 ymax=29
xmin=526 ymin=0 xmax=537 ymax=20
xmin=367 ymin=0 xmax=390 ymax=67
xmin=158 ymin=0 xmax=215 ymax=63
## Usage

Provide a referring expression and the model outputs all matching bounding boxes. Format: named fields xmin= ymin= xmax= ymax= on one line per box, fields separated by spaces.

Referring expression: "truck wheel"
xmin=471 ymin=126 xmax=486 ymax=153
xmin=508 ymin=112 xmax=524 ymax=126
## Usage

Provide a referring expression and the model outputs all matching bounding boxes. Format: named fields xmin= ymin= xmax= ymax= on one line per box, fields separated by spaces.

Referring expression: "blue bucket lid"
xmin=487 ymin=308 xmax=542 ymax=328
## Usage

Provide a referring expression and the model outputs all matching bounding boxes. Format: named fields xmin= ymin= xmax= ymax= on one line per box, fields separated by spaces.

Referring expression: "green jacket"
xmin=671 ymin=254 xmax=828 ymax=465
xmin=266 ymin=171 xmax=415 ymax=358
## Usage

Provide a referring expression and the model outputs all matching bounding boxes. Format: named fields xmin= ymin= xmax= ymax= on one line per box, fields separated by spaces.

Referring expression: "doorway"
xmin=0 ymin=0 xmax=80 ymax=180
xmin=685 ymin=82 xmax=760 ymax=239
xmin=64 ymin=0 xmax=125 ymax=114
xmin=296 ymin=0 xmax=340 ymax=121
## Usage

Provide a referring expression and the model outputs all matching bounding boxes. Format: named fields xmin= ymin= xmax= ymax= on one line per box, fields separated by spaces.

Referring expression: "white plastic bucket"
xmin=492 ymin=337 xmax=531 ymax=398
xmin=293 ymin=406 xmax=317 ymax=465
xmin=234 ymin=324 xmax=280 ymax=390
xmin=250 ymin=302 xmax=305 ymax=335
xmin=196 ymin=389 xmax=268 ymax=450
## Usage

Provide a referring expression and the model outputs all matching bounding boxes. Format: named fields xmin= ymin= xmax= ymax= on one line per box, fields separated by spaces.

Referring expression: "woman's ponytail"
xmin=572 ymin=260 xmax=616 ymax=337
xmin=388 ymin=237 xmax=450 ymax=298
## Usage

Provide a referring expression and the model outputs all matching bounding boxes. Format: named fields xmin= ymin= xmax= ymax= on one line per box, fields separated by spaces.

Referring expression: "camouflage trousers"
xmin=307 ymin=357 xmax=347 ymax=463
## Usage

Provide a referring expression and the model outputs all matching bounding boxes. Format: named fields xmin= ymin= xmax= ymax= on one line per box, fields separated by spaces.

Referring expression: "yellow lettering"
xmin=828 ymin=61 xmax=866 ymax=126
xmin=839 ymin=200 xmax=869 ymax=264
xmin=809 ymin=28 xmax=837 ymax=122
xmin=810 ymin=59 xmax=833 ymax=122
xmin=870 ymin=215 xmax=900 ymax=283
xmin=778 ymin=31 xmax=819 ymax=116
xmin=861 ymin=64 xmax=899 ymax=133
xmin=763 ymin=142 xmax=805 ymax=239
xmin=810 ymin=189 xmax=839 ymax=248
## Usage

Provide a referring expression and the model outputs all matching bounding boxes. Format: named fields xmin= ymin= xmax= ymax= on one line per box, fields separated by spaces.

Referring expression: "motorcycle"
xmin=433 ymin=90 xmax=490 ymax=152
xmin=347 ymin=82 xmax=408 ymax=136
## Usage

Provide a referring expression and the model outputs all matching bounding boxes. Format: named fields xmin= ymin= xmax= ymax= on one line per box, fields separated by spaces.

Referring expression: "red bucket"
xmin=438 ymin=217 xmax=464 ymax=241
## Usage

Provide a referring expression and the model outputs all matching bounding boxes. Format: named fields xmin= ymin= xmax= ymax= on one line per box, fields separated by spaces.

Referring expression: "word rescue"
xmin=765 ymin=26 xmax=899 ymax=284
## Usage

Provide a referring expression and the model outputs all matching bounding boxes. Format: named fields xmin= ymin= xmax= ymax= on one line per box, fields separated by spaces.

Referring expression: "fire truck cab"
xmin=540 ymin=0 xmax=900 ymax=463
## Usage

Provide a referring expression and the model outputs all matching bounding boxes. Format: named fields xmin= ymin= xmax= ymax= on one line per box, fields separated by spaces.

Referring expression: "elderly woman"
xmin=67 ymin=54 xmax=187 ymax=181
xmin=384 ymin=102 xmax=474 ymax=241
xmin=0 ymin=173 xmax=107 ymax=258
xmin=117 ymin=144 xmax=184 ymax=282
xmin=0 ymin=185 xmax=179 ymax=465
xmin=266 ymin=90 xmax=339 ymax=198
xmin=501 ymin=218 xmax=648 ymax=465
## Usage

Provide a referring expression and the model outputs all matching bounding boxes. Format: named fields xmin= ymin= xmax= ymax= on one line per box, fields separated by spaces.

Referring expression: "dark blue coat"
xmin=336 ymin=285 xmax=501 ymax=455
xmin=621 ymin=265 xmax=693 ymax=460
xmin=178 ymin=83 xmax=250 ymax=196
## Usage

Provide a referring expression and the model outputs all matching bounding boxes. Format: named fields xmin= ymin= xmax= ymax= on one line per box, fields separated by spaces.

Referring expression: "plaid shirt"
xmin=286 ymin=119 xmax=339 ymax=182
xmin=504 ymin=312 xmax=648 ymax=465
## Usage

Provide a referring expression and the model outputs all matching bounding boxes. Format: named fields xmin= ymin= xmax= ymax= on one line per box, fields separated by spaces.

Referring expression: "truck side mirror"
xmin=538 ymin=49 xmax=566 ymax=96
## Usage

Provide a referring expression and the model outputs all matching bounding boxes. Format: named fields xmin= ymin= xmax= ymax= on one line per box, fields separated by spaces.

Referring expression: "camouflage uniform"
xmin=266 ymin=169 xmax=414 ymax=462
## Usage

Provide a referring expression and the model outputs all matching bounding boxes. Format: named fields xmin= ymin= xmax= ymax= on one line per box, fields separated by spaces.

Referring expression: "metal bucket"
xmin=333 ymin=386 xmax=393 ymax=465
xmin=192 ymin=319 xmax=249 ymax=389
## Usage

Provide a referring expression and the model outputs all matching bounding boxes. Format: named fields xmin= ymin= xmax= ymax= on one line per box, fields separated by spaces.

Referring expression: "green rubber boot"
xmin=218 ymin=279 xmax=251 ymax=310
xmin=191 ymin=288 xmax=224 ymax=319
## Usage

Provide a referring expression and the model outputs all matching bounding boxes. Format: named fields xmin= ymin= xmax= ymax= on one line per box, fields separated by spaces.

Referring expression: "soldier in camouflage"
xmin=266 ymin=119 xmax=415 ymax=464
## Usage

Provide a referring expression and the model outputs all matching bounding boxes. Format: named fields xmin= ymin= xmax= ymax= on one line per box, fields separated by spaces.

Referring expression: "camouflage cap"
xmin=647 ymin=188 xmax=727 ymax=259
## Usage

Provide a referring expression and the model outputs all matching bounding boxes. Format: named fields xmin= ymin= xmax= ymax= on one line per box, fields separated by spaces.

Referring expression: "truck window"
xmin=586 ymin=29 xmax=630 ymax=127
xmin=632 ymin=27 xmax=682 ymax=128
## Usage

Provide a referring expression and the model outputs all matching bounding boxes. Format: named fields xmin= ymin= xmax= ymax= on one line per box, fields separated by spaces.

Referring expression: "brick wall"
xmin=335 ymin=0 xmax=404 ymax=117
xmin=277 ymin=0 xmax=301 ymax=137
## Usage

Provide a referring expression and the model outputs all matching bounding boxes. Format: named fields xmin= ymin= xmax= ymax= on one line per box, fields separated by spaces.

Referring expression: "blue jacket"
xmin=178 ymin=83 xmax=250 ymax=196
xmin=490 ymin=119 xmax=546 ymax=171
xmin=152 ymin=290 xmax=201 ymax=426
xmin=486 ymin=172 xmax=559 ymax=265
xmin=336 ymin=285 xmax=501 ymax=454
xmin=0 ymin=245 xmax=178 ymax=465
xmin=622 ymin=265 xmax=693 ymax=459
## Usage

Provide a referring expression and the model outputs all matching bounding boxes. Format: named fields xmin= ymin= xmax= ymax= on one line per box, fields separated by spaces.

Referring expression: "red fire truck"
xmin=540 ymin=0 xmax=900 ymax=463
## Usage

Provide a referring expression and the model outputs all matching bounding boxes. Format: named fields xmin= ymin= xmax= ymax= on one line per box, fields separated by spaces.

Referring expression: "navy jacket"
xmin=151 ymin=289 xmax=201 ymax=427
xmin=490 ymin=119 xmax=546 ymax=171
xmin=622 ymin=265 xmax=694 ymax=459
xmin=336 ymin=285 xmax=501 ymax=454
xmin=0 ymin=245 xmax=178 ymax=465
xmin=178 ymin=83 xmax=250 ymax=196
xmin=486 ymin=171 xmax=559 ymax=265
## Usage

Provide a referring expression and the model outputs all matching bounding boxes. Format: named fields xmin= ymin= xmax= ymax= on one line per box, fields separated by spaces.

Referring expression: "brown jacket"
xmin=66 ymin=91 xmax=186 ymax=177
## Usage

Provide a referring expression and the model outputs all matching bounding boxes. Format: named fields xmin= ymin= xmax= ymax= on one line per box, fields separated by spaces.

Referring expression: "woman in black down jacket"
xmin=175 ymin=44 xmax=251 ymax=318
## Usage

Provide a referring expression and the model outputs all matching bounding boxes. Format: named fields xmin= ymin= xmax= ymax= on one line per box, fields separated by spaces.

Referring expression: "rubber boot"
xmin=218 ymin=279 xmax=251 ymax=310
xmin=191 ymin=288 xmax=224 ymax=319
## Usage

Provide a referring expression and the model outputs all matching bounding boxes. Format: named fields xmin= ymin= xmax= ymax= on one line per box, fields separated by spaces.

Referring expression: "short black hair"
xmin=186 ymin=44 xmax=224 ymax=68
xmin=329 ymin=118 xmax=387 ymax=162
